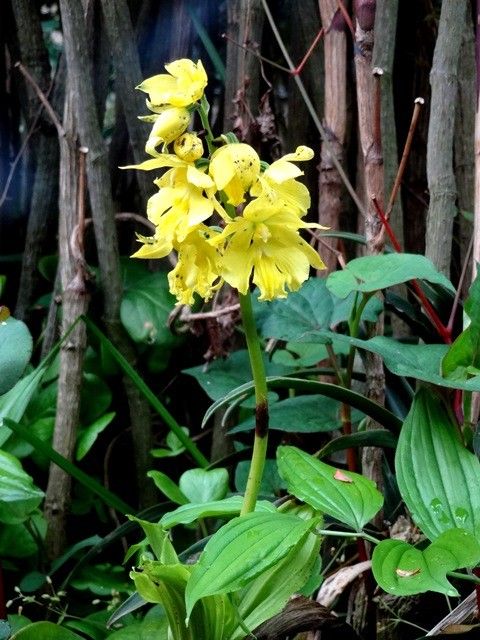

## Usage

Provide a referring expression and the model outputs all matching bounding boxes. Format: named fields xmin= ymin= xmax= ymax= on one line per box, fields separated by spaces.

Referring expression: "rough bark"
xmin=223 ymin=0 xmax=264 ymax=137
xmin=11 ymin=0 xmax=63 ymax=320
xmin=475 ymin=0 xmax=480 ymax=280
xmin=318 ymin=0 xmax=347 ymax=274
xmin=44 ymin=91 xmax=89 ymax=559
xmin=58 ymin=0 xmax=156 ymax=510
xmin=354 ymin=0 xmax=385 ymax=532
xmin=100 ymin=0 xmax=151 ymax=203
xmin=425 ymin=0 xmax=467 ymax=277
xmin=454 ymin=8 xmax=475 ymax=294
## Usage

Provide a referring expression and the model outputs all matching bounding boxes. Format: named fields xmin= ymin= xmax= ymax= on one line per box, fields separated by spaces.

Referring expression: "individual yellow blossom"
xmin=143 ymin=106 xmax=190 ymax=154
xmin=250 ymin=146 xmax=314 ymax=214
xmin=174 ymin=133 xmax=204 ymax=162
xmin=137 ymin=59 xmax=208 ymax=108
xmin=209 ymin=143 xmax=261 ymax=206
xmin=213 ymin=197 xmax=326 ymax=301
xmin=131 ymin=229 xmax=171 ymax=260
xmin=168 ymin=226 xmax=222 ymax=305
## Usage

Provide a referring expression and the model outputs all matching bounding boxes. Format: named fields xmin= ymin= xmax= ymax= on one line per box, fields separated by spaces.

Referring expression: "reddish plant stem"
xmin=336 ymin=0 xmax=355 ymax=37
xmin=292 ymin=27 xmax=324 ymax=75
xmin=372 ymin=196 xmax=452 ymax=344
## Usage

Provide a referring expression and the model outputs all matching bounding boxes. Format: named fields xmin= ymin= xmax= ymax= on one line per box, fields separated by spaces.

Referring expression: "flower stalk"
xmin=238 ymin=291 xmax=269 ymax=515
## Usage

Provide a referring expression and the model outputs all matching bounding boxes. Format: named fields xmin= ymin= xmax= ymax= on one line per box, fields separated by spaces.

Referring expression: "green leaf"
xmin=0 ymin=450 xmax=44 ymax=524
xmin=0 ymin=317 xmax=33 ymax=395
xmin=235 ymin=531 xmax=321 ymax=637
xmin=277 ymin=445 xmax=383 ymax=530
xmin=465 ymin=270 xmax=480 ymax=326
xmin=131 ymin=563 xmax=191 ymax=640
xmin=107 ymin=619 xmax=169 ymax=639
xmin=326 ymin=253 xmax=454 ymax=299
xmin=76 ymin=412 xmax=115 ymax=461
xmin=127 ymin=516 xmax=178 ymax=564
xmin=0 ymin=365 xmax=49 ymax=447
xmin=160 ymin=496 xmax=276 ymax=529
xmin=372 ymin=529 xmax=480 ymax=597
xmin=151 ymin=427 xmax=189 ymax=459
xmin=396 ymin=387 xmax=480 ymax=540
xmin=179 ymin=468 xmax=229 ymax=504
xmin=0 ymin=513 xmax=46 ymax=558
xmin=235 ymin=459 xmax=286 ymax=496
xmin=203 ymin=376 xmax=402 ymax=433
xmin=4 ymin=419 xmax=132 ymax=515
xmin=185 ymin=511 xmax=318 ymax=617
xmin=442 ymin=327 xmax=480 ymax=380
xmin=230 ymin=395 xmax=363 ymax=434
xmin=120 ymin=262 xmax=179 ymax=347
xmin=317 ymin=430 xmax=397 ymax=460
xmin=71 ymin=563 xmax=130 ymax=596
xmin=184 ymin=350 xmax=284 ymax=403
xmin=271 ymin=340 xmax=349 ymax=368
xmin=146 ymin=471 xmax=188 ymax=505
xmin=11 ymin=622 xmax=84 ymax=640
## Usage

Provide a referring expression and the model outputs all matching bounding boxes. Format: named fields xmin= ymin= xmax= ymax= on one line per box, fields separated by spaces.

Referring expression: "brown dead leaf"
xmin=334 ymin=469 xmax=353 ymax=483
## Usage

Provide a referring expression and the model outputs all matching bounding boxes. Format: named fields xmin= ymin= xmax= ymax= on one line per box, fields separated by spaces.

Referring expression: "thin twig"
xmin=292 ymin=27 xmax=324 ymax=76
xmin=179 ymin=303 xmax=240 ymax=322
xmin=221 ymin=33 xmax=291 ymax=73
xmin=15 ymin=61 xmax=65 ymax=137
xmin=336 ymin=0 xmax=355 ymax=38
xmin=306 ymin=229 xmax=347 ymax=269
xmin=260 ymin=0 xmax=367 ymax=219
xmin=447 ymin=235 xmax=474 ymax=334
xmin=385 ymin=98 xmax=424 ymax=219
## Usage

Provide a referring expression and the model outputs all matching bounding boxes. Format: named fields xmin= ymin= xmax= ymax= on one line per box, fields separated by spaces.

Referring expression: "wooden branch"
xmin=425 ymin=0 xmax=467 ymax=276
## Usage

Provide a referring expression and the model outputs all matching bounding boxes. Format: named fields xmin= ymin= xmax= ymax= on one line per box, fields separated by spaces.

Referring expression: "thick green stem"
xmin=239 ymin=292 xmax=269 ymax=515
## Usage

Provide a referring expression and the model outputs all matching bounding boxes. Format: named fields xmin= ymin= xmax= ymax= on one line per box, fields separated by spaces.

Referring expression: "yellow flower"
xmin=214 ymin=198 xmax=325 ymax=300
xmin=174 ymin=133 xmax=204 ymax=162
xmin=137 ymin=59 xmax=208 ymax=108
xmin=143 ymin=106 xmax=190 ymax=154
xmin=209 ymin=143 xmax=261 ymax=206
xmin=168 ymin=226 xmax=222 ymax=305
xmin=250 ymin=146 xmax=314 ymax=214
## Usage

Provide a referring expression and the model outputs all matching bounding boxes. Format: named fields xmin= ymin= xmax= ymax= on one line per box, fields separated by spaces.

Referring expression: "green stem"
xmin=239 ymin=292 xmax=269 ymax=515
xmin=346 ymin=292 xmax=372 ymax=386
xmin=316 ymin=529 xmax=380 ymax=545
xmin=447 ymin=570 xmax=480 ymax=585
xmin=198 ymin=96 xmax=215 ymax=155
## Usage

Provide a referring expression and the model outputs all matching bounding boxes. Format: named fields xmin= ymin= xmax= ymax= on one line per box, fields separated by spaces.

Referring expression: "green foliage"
xmin=326 ymin=253 xmax=454 ymax=299
xmin=277 ymin=445 xmax=383 ymax=531
xmin=396 ymin=387 xmax=480 ymax=541
xmin=10 ymin=622 xmax=84 ymax=639
xmin=0 ymin=449 xmax=44 ymax=524
xmin=0 ymin=315 xmax=33 ymax=395
xmin=372 ymin=529 xmax=480 ymax=597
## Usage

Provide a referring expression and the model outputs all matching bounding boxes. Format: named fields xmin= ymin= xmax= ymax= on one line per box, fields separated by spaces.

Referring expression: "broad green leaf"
xmin=317 ymin=430 xmax=397 ymax=460
xmin=465 ymin=270 xmax=480 ymax=326
xmin=442 ymin=326 xmax=480 ymax=380
xmin=326 ymin=253 xmax=454 ymax=299
xmin=151 ymin=427 xmax=189 ymax=459
xmin=160 ymin=496 xmax=276 ymax=529
xmin=76 ymin=412 xmax=116 ymax=461
xmin=235 ymin=459 xmax=286 ymax=495
xmin=0 ymin=513 xmax=46 ymax=558
xmin=256 ymin=278 xmax=382 ymax=343
xmin=234 ymin=531 xmax=321 ymax=638
xmin=255 ymin=278 xmax=334 ymax=341
xmin=230 ymin=395 xmax=363 ymax=434
xmin=277 ymin=445 xmax=383 ymax=530
xmin=179 ymin=468 xmax=229 ymax=504
xmin=130 ymin=563 xmax=191 ymax=640
xmin=0 ymin=450 xmax=44 ymax=524
xmin=127 ymin=516 xmax=178 ymax=564
xmin=11 ymin=622 xmax=84 ymax=640
xmin=71 ymin=563 xmax=130 ymax=596
xmin=0 ymin=365 xmax=49 ymax=447
xmin=0 ymin=316 xmax=32 ymax=395
xmin=147 ymin=471 xmax=188 ymax=505
xmin=120 ymin=261 xmax=179 ymax=347
xmin=106 ymin=592 xmax=147 ymax=629
xmin=107 ymin=619 xmax=169 ymax=639
xmin=372 ymin=529 xmax=480 ymax=597
xmin=396 ymin=387 xmax=480 ymax=540
xmin=271 ymin=340 xmax=349 ymax=368
xmin=184 ymin=350 xmax=284 ymax=403
xmin=185 ymin=511 xmax=318 ymax=617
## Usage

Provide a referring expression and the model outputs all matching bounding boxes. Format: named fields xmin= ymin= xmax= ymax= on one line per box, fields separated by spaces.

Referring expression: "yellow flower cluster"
xmin=128 ymin=59 xmax=325 ymax=304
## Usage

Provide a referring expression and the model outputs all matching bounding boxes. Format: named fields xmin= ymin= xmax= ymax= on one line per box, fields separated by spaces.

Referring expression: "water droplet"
xmin=430 ymin=498 xmax=449 ymax=524
xmin=454 ymin=507 xmax=469 ymax=526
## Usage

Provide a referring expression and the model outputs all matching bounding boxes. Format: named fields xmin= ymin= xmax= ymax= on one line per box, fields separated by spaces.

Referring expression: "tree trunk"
xmin=58 ymin=0 xmax=156 ymax=510
xmin=11 ymin=0 xmax=63 ymax=321
xmin=44 ymin=91 xmax=89 ymax=559
xmin=354 ymin=0 xmax=385 ymax=534
xmin=425 ymin=0 xmax=467 ymax=277
xmin=318 ymin=0 xmax=347 ymax=274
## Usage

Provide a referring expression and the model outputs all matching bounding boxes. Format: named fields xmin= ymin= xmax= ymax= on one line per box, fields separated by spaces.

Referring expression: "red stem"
xmin=292 ymin=28 xmax=324 ymax=75
xmin=371 ymin=197 xmax=452 ymax=344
